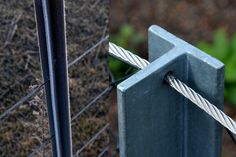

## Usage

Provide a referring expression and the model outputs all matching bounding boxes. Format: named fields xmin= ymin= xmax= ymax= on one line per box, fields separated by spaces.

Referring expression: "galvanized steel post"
xmin=34 ymin=0 xmax=72 ymax=156
xmin=117 ymin=25 xmax=224 ymax=157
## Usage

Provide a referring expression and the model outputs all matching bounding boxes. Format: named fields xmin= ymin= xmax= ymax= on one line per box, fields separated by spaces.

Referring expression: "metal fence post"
xmin=117 ymin=25 xmax=224 ymax=157
xmin=34 ymin=0 xmax=72 ymax=156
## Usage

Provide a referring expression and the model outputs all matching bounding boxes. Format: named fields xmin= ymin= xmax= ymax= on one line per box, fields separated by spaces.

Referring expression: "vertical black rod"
xmin=41 ymin=0 xmax=63 ymax=156
xmin=48 ymin=0 xmax=72 ymax=156
xmin=34 ymin=0 xmax=72 ymax=156
xmin=33 ymin=1 xmax=57 ymax=156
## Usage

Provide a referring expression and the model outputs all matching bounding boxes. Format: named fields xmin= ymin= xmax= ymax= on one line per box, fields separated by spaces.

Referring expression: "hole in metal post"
xmin=163 ymin=71 xmax=173 ymax=85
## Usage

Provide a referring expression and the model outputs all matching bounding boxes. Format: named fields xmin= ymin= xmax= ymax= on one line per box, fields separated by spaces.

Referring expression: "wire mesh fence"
xmin=2 ymin=1 xmax=235 ymax=157
xmin=0 ymin=1 xmax=51 ymax=156
xmin=0 ymin=0 xmax=114 ymax=156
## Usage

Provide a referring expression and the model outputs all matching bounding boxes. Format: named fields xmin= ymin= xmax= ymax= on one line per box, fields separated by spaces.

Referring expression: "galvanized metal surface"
xmin=109 ymin=41 xmax=236 ymax=135
xmin=34 ymin=0 xmax=72 ymax=156
xmin=117 ymin=25 xmax=224 ymax=157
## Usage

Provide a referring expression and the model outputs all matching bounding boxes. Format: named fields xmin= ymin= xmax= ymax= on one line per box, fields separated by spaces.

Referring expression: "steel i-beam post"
xmin=117 ymin=25 xmax=224 ymax=157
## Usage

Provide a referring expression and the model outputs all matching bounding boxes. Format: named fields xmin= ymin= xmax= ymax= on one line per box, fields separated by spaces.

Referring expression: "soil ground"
xmin=0 ymin=0 xmax=109 ymax=156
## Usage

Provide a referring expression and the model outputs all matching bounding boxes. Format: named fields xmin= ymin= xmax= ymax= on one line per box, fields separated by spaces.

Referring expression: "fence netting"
xmin=66 ymin=0 xmax=111 ymax=156
xmin=0 ymin=0 xmax=114 ymax=157
xmin=0 ymin=0 xmax=53 ymax=156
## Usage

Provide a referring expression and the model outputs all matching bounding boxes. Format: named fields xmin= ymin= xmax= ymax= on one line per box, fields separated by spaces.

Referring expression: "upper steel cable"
xmin=108 ymin=42 xmax=236 ymax=135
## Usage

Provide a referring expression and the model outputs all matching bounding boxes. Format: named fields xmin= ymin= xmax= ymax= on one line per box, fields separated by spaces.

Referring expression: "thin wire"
xmin=27 ymin=135 xmax=54 ymax=157
xmin=0 ymin=32 xmax=109 ymax=156
xmin=1 ymin=28 xmax=107 ymax=111
xmin=0 ymin=32 xmax=107 ymax=123
xmin=71 ymin=70 xmax=134 ymax=122
xmin=97 ymin=146 xmax=109 ymax=157
xmin=71 ymin=87 xmax=112 ymax=121
xmin=0 ymin=81 xmax=48 ymax=122
xmin=108 ymin=42 xmax=236 ymax=135
xmin=74 ymin=123 xmax=110 ymax=156
xmin=0 ymin=74 xmax=33 ymax=99
xmin=68 ymin=35 xmax=108 ymax=67
xmin=110 ymin=72 xmax=134 ymax=87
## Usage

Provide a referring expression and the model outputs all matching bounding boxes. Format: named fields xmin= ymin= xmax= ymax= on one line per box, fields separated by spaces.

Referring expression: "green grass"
xmin=197 ymin=29 xmax=236 ymax=107
xmin=109 ymin=24 xmax=144 ymax=79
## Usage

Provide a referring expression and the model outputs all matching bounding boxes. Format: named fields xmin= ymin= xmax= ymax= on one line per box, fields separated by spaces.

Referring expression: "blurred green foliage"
xmin=109 ymin=24 xmax=144 ymax=79
xmin=197 ymin=29 xmax=236 ymax=106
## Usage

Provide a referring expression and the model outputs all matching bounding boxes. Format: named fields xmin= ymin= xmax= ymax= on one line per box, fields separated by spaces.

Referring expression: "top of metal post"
xmin=117 ymin=25 xmax=224 ymax=157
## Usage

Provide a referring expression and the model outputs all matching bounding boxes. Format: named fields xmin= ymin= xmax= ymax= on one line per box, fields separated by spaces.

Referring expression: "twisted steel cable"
xmin=109 ymin=42 xmax=149 ymax=69
xmin=108 ymin=42 xmax=236 ymax=135
xmin=166 ymin=75 xmax=236 ymax=134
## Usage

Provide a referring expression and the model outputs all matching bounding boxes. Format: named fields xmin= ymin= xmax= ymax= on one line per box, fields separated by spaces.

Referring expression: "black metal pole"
xmin=34 ymin=0 xmax=72 ymax=156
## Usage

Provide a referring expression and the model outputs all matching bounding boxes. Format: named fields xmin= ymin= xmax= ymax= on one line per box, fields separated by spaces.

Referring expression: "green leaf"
xmin=230 ymin=34 xmax=236 ymax=53
xmin=109 ymin=24 xmax=144 ymax=79
xmin=131 ymin=33 xmax=144 ymax=45
xmin=213 ymin=29 xmax=229 ymax=61
xmin=196 ymin=41 xmax=216 ymax=58
xmin=225 ymin=57 xmax=236 ymax=83
xmin=109 ymin=58 xmax=123 ymax=79
xmin=120 ymin=24 xmax=135 ymax=39
xmin=197 ymin=29 xmax=236 ymax=107
xmin=225 ymin=86 xmax=236 ymax=107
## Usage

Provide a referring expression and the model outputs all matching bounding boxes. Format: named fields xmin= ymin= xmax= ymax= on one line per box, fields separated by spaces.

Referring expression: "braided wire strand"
xmin=109 ymin=42 xmax=149 ymax=69
xmin=108 ymin=42 xmax=236 ymax=135
xmin=166 ymin=75 xmax=236 ymax=134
